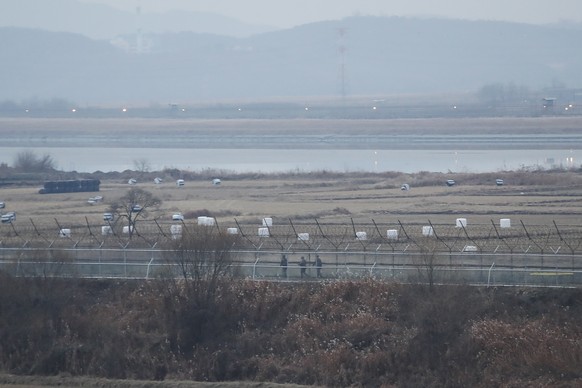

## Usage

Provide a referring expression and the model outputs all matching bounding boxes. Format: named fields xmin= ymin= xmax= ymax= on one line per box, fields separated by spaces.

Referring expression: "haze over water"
xmin=0 ymin=147 xmax=576 ymax=174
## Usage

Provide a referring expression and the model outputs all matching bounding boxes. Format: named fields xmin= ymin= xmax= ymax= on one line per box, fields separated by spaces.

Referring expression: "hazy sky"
xmin=79 ymin=0 xmax=582 ymax=27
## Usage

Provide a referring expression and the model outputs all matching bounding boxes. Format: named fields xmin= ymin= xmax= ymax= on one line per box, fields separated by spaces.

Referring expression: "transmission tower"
xmin=135 ymin=0 xmax=144 ymax=53
xmin=337 ymin=27 xmax=348 ymax=100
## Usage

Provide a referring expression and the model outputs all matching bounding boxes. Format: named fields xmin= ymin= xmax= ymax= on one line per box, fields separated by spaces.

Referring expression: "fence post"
xmin=146 ymin=257 xmax=154 ymax=279
xmin=252 ymin=256 xmax=260 ymax=280
xmin=370 ymin=262 xmax=376 ymax=277
xmin=487 ymin=262 xmax=495 ymax=287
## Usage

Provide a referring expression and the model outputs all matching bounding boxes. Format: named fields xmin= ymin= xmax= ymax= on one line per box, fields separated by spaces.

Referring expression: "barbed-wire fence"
xmin=1 ymin=217 xmax=581 ymax=254
xmin=1 ymin=217 xmax=581 ymax=287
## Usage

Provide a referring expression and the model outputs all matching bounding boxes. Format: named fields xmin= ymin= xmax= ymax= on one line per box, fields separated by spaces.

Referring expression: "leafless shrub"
xmin=157 ymin=226 xmax=240 ymax=353
xmin=164 ymin=225 xmax=237 ymax=295
xmin=12 ymin=248 xmax=75 ymax=278
xmin=412 ymin=239 xmax=443 ymax=289
xmin=132 ymin=158 xmax=151 ymax=173
xmin=13 ymin=150 xmax=56 ymax=172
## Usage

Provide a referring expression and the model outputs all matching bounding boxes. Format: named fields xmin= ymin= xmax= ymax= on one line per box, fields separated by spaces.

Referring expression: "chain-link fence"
xmin=1 ymin=246 xmax=580 ymax=288
xmin=2 ymin=218 xmax=581 ymax=287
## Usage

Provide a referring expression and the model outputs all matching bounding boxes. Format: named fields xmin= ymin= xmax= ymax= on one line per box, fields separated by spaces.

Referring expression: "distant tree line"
xmin=477 ymin=83 xmax=533 ymax=105
xmin=0 ymin=98 xmax=75 ymax=114
xmin=0 ymin=84 xmax=579 ymax=119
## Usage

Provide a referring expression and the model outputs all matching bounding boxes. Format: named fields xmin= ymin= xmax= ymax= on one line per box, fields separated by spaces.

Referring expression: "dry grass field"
xmin=2 ymin=170 xmax=582 ymax=229
xmin=2 ymin=116 xmax=582 ymax=136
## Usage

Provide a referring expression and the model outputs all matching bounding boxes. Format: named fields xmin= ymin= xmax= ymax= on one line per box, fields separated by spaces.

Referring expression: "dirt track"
xmin=0 ymin=373 xmax=310 ymax=388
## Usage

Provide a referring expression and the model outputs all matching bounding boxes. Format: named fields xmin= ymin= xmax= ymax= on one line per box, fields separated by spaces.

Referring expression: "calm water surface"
xmin=0 ymin=147 xmax=578 ymax=173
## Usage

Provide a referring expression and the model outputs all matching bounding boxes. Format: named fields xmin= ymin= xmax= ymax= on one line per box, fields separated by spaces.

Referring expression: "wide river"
xmin=1 ymin=117 xmax=581 ymax=173
xmin=0 ymin=147 xmax=577 ymax=173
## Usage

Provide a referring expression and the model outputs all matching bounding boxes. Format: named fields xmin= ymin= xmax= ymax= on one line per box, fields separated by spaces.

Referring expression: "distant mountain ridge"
xmin=1 ymin=16 xmax=581 ymax=104
xmin=0 ymin=0 xmax=275 ymax=39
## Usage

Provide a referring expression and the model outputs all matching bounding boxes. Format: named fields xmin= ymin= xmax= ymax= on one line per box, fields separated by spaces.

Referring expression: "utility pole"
xmin=135 ymin=0 xmax=143 ymax=53
xmin=337 ymin=27 xmax=348 ymax=101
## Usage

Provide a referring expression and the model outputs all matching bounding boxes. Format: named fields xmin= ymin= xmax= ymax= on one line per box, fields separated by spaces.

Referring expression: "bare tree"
xmin=133 ymin=158 xmax=151 ymax=173
xmin=165 ymin=225 xmax=238 ymax=303
xmin=158 ymin=226 xmax=239 ymax=350
xmin=413 ymin=240 xmax=442 ymax=290
xmin=13 ymin=150 xmax=55 ymax=172
xmin=108 ymin=188 xmax=161 ymax=238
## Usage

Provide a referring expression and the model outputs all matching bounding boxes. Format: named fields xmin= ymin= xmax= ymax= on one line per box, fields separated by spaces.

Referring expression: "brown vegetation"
xmin=2 ymin=168 xmax=582 ymax=228
xmin=0 ymin=274 xmax=580 ymax=387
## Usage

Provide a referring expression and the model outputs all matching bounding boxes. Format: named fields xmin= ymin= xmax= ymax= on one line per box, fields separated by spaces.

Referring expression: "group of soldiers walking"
xmin=280 ymin=254 xmax=323 ymax=279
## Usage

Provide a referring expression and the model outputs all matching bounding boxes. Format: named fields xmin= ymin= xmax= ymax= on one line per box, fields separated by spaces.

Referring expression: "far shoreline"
xmin=1 ymin=116 xmax=582 ymax=150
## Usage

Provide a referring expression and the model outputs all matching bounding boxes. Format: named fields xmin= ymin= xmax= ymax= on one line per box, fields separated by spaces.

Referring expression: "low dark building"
xmin=39 ymin=179 xmax=100 ymax=194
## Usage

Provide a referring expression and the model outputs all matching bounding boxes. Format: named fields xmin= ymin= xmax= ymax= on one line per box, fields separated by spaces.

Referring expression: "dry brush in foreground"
xmin=0 ymin=273 xmax=581 ymax=387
